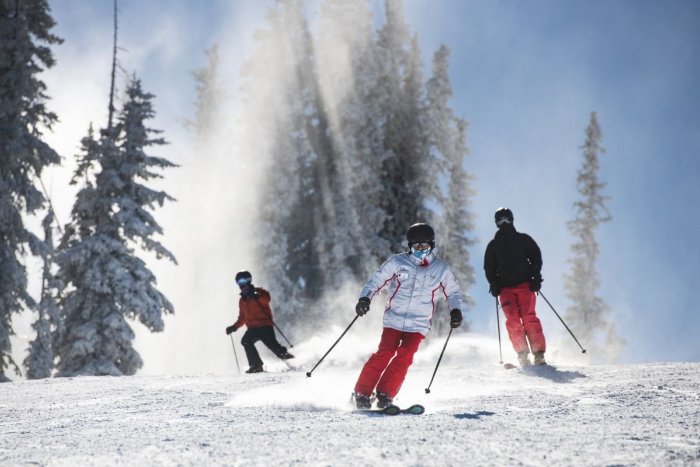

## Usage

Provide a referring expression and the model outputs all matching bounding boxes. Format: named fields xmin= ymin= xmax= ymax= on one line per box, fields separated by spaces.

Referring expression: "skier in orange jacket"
xmin=225 ymin=271 xmax=294 ymax=373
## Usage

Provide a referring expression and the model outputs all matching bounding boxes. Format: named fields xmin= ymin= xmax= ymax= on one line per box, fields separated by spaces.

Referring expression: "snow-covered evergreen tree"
xmin=238 ymin=0 xmax=475 ymax=334
xmin=54 ymin=78 xmax=176 ymax=377
xmin=564 ymin=112 xmax=622 ymax=361
xmin=182 ymin=43 xmax=228 ymax=297
xmin=23 ymin=212 xmax=62 ymax=379
xmin=422 ymin=46 xmax=477 ymax=334
xmin=316 ymin=0 xmax=390 ymax=275
xmin=237 ymin=0 xmax=317 ymax=328
xmin=0 ymin=0 xmax=61 ymax=382
xmin=188 ymin=44 xmax=224 ymax=149
xmin=375 ymin=0 xmax=432 ymax=252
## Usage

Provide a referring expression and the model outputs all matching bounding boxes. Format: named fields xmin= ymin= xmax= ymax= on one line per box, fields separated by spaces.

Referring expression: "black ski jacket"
xmin=484 ymin=224 xmax=542 ymax=288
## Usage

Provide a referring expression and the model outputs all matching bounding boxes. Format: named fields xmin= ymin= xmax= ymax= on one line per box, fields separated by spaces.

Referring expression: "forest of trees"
xmin=0 ymin=0 xmax=619 ymax=381
xmin=0 ymin=0 xmax=175 ymax=380
xmin=226 ymin=0 xmax=477 ymax=337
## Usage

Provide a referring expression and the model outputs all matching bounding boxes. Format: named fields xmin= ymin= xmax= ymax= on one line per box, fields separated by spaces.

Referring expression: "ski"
xmin=504 ymin=362 xmax=550 ymax=371
xmin=355 ymin=404 xmax=425 ymax=415
xmin=399 ymin=404 xmax=425 ymax=415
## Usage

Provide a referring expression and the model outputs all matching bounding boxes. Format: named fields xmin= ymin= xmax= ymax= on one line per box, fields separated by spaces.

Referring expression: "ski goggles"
xmin=236 ymin=277 xmax=252 ymax=286
xmin=410 ymin=242 xmax=432 ymax=251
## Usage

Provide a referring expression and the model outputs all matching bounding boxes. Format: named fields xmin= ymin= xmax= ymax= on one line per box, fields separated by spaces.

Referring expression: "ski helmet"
xmin=406 ymin=223 xmax=435 ymax=248
xmin=235 ymin=270 xmax=252 ymax=285
xmin=494 ymin=207 xmax=514 ymax=227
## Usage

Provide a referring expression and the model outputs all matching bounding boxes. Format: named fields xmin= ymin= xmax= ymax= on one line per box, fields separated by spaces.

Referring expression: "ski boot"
xmin=517 ymin=351 xmax=531 ymax=367
xmin=376 ymin=392 xmax=393 ymax=409
xmin=353 ymin=393 xmax=372 ymax=410
xmin=278 ymin=351 xmax=295 ymax=360
xmin=533 ymin=352 xmax=546 ymax=366
xmin=245 ymin=364 xmax=264 ymax=373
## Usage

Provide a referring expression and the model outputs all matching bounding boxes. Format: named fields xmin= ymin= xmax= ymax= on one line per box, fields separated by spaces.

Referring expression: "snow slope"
xmin=2 ymin=335 xmax=698 ymax=466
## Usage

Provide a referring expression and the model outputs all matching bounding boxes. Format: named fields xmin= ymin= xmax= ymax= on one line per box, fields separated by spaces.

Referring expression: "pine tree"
xmin=236 ymin=0 xmax=313 ymax=327
xmin=376 ymin=0 xmax=431 ymax=252
xmin=0 ymin=0 xmax=61 ymax=382
xmin=182 ymin=43 xmax=227 ymax=295
xmin=238 ymin=0 xmax=475 ymax=335
xmin=564 ymin=112 xmax=622 ymax=361
xmin=188 ymin=44 xmax=224 ymax=150
xmin=424 ymin=45 xmax=476 ymax=335
xmin=23 ymin=212 xmax=62 ymax=379
xmin=54 ymin=78 xmax=176 ymax=377
xmin=316 ymin=0 xmax=390 ymax=275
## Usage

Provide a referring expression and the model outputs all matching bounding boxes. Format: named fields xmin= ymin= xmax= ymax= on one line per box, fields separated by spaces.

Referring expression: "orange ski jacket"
xmin=233 ymin=287 xmax=274 ymax=330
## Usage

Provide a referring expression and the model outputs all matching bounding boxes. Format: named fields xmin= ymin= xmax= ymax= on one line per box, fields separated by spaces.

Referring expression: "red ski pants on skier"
xmin=354 ymin=327 xmax=424 ymax=398
xmin=499 ymin=282 xmax=546 ymax=354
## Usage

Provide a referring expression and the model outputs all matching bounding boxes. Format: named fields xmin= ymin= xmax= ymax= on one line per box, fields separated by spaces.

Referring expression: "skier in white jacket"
xmin=353 ymin=223 xmax=463 ymax=410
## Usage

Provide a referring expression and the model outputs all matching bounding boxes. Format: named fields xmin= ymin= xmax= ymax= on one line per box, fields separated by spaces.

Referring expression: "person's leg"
xmin=354 ymin=328 xmax=402 ymax=396
xmin=241 ymin=328 xmax=264 ymax=368
xmin=499 ymin=286 xmax=529 ymax=354
xmin=258 ymin=326 xmax=289 ymax=357
xmin=375 ymin=331 xmax=424 ymax=399
xmin=516 ymin=285 xmax=546 ymax=354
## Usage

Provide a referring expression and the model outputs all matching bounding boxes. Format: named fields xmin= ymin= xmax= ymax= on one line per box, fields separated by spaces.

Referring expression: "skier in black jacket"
xmin=484 ymin=208 xmax=547 ymax=366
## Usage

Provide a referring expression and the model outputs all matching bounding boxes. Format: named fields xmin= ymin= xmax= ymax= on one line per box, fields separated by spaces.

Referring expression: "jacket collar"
xmin=408 ymin=248 xmax=436 ymax=266
xmin=496 ymin=223 xmax=517 ymax=237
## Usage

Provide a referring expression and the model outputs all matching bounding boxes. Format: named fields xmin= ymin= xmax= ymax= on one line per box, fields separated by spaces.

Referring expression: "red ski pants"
xmin=354 ymin=327 xmax=424 ymax=398
xmin=499 ymin=282 xmax=546 ymax=354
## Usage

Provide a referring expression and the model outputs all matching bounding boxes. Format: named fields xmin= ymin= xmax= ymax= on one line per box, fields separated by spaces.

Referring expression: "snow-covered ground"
xmin=2 ymin=335 xmax=698 ymax=466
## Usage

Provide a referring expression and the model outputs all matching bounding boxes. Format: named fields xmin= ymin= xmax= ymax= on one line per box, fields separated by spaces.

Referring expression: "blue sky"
xmin=21 ymin=0 xmax=699 ymax=370
xmin=408 ymin=0 xmax=700 ymax=363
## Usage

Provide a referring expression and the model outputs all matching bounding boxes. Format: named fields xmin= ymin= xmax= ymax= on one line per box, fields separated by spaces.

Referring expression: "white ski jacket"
xmin=359 ymin=251 xmax=463 ymax=336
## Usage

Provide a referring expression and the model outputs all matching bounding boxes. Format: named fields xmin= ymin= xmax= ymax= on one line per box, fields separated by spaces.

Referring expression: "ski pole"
xmin=425 ymin=327 xmax=453 ymax=394
xmin=253 ymin=297 xmax=294 ymax=347
xmin=495 ymin=297 xmax=503 ymax=364
xmin=272 ymin=322 xmax=294 ymax=348
xmin=229 ymin=335 xmax=241 ymax=374
xmin=306 ymin=315 xmax=359 ymax=377
xmin=538 ymin=290 xmax=587 ymax=354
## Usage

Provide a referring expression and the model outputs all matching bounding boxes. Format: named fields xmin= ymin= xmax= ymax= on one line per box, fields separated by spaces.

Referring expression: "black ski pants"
xmin=241 ymin=326 xmax=287 ymax=367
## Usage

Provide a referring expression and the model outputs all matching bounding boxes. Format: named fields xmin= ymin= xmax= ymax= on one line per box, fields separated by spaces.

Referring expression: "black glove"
xmin=489 ymin=284 xmax=500 ymax=297
xmin=355 ymin=297 xmax=370 ymax=316
xmin=450 ymin=309 xmax=462 ymax=328
xmin=225 ymin=325 xmax=237 ymax=335
xmin=529 ymin=274 xmax=542 ymax=292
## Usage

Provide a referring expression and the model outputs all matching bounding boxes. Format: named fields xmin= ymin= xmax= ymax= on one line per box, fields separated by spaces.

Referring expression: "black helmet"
xmin=235 ymin=270 xmax=252 ymax=285
xmin=406 ymin=223 xmax=435 ymax=247
xmin=495 ymin=207 xmax=514 ymax=227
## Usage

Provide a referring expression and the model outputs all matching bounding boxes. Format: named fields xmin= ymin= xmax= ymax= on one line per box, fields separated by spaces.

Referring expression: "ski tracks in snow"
xmin=1 ymin=362 xmax=698 ymax=465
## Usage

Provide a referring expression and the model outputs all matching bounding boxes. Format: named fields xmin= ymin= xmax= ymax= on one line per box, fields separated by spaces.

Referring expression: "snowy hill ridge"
xmin=2 ymin=357 xmax=698 ymax=465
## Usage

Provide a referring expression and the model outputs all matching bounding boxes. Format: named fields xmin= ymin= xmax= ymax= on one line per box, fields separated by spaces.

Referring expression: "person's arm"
xmin=524 ymin=235 xmax=542 ymax=276
xmin=359 ymin=256 xmax=398 ymax=300
xmin=226 ymin=301 xmax=245 ymax=334
xmin=355 ymin=256 xmax=398 ymax=316
xmin=441 ymin=265 xmax=463 ymax=312
xmin=253 ymin=289 xmax=274 ymax=321
xmin=484 ymin=241 xmax=499 ymax=287
xmin=524 ymin=235 xmax=543 ymax=291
